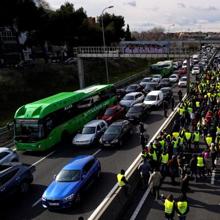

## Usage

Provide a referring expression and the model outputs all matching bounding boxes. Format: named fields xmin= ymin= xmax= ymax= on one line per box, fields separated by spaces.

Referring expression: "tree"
xmin=124 ymin=24 xmax=131 ymax=41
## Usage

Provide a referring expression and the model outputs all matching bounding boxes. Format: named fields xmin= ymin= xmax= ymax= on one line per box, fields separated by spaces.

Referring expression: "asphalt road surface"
xmin=0 ymin=85 xmax=185 ymax=220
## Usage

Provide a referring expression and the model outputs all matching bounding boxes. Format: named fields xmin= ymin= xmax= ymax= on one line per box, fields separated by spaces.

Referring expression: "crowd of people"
xmin=117 ymin=59 xmax=220 ymax=220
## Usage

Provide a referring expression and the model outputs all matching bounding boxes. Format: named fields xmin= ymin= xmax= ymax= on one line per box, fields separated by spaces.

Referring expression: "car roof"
xmin=160 ymin=87 xmax=172 ymax=90
xmin=0 ymin=147 xmax=10 ymax=153
xmin=110 ymin=120 xmax=129 ymax=126
xmin=125 ymin=92 xmax=142 ymax=96
xmin=64 ymin=155 xmax=95 ymax=170
xmin=85 ymin=120 xmax=105 ymax=127
xmin=170 ymin=74 xmax=178 ymax=77
xmin=142 ymin=77 xmax=152 ymax=80
xmin=147 ymin=90 xmax=162 ymax=95
xmin=181 ymin=76 xmax=187 ymax=79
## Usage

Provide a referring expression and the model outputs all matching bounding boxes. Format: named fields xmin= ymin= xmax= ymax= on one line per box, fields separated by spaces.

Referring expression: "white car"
xmin=139 ymin=77 xmax=152 ymax=87
xmin=151 ymin=74 xmax=162 ymax=82
xmin=0 ymin=148 xmax=19 ymax=165
xmin=143 ymin=90 xmax=164 ymax=108
xmin=169 ymin=74 xmax=179 ymax=83
xmin=119 ymin=92 xmax=145 ymax=108
xmin=72 ymin=120 xmax=108 ymax=146
xmin=178 ymin=76 xmax=187 ymax=87
xmin=191 ymin=66 xmax=200 ymax=75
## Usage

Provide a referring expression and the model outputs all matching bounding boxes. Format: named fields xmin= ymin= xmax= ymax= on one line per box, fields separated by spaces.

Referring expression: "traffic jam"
xmin=0 ymin=46 xmax=215 ymax=212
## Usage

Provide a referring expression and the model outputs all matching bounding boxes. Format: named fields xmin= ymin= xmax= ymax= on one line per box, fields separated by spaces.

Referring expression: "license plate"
xmin=49 ymin=202 xmax=59 ymax=206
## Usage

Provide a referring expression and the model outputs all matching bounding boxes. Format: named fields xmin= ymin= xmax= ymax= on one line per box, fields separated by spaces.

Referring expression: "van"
xmin=143 ymin=90 xmax=164 ymax=108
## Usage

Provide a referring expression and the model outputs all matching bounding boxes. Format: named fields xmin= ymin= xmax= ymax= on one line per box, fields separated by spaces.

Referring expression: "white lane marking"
xmin=130 ymin=184 xmax=153 ymax=220
xmin=32 ymin=198 xmax=42 ymax=208
xmin=30 ymin=150 xmax=56 ymax=168
xmin=92 ymin=148 xmax=102 ymax=156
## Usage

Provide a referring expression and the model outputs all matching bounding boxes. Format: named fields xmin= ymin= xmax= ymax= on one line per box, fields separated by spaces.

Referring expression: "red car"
xmin=177 ymin=68 xmax=187 ymax=76
xmin=100 ymin=105 xmax=125 ymax=124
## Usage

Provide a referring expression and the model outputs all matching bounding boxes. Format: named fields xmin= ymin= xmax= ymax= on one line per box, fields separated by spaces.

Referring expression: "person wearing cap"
xmin=176 ymin=195 xmax=189 ymax=220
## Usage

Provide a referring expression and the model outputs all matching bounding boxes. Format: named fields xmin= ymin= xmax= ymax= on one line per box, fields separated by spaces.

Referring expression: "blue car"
xmin=42 ymin=155 xmax=101 ymax=209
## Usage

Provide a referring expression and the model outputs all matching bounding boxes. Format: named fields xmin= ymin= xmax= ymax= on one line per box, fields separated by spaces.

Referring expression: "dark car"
xmin=125 ymin=103 xmax=150 ymax=122
xmin=125 ymin=84 xmax=143 ymax=93
xmin=143 ymin=82 xmax=159 ymax=94
xmin=100 ymin=105 xmax=125 ymax=124
xmin=158 ymin=78 xmax=171 ymax=88
xmin=0 ymin=163 xmax=35 ymax=201
xmin=100 ymin=120 xmax=133 ymax=147
xmin=160 ymin=87 xmax=173 ymax=101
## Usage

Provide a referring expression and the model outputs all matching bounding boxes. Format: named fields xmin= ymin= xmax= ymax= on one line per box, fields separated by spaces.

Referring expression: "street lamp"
xmin=101 ymin=5 xmax=114 ymax=83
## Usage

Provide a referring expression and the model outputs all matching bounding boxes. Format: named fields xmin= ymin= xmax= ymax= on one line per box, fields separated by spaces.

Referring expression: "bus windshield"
xmin=15 ymin=119 xmax=44 ymax=142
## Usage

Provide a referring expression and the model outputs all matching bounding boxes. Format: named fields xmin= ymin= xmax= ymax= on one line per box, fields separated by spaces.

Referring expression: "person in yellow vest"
xmin=196 ymin=154 xmax=205 ymax=179
xmin=163 ymin=194 xmax=175 ymax=220
xmin=184 ymin=130 xmax=192 ymax=151
xmin=160 ymin=151 xmax=169 ymax=178
xmin=176 ymin=195 xmax=189 ymax=220
xmin=205 ymin=133 xmax=213 ymax=149
xmin=192 ymin=130 xmax=200 ymax=152
xmin=117 ymin=169 xmax=129 ymax=195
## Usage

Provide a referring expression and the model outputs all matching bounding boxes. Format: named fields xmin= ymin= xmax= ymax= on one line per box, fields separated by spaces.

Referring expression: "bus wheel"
xmin=61 ymin=131 xmax=69 ymax=143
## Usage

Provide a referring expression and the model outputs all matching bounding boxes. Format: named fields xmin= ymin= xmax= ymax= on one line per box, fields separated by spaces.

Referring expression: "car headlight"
xmin=111 ymin=139 xmax=119 ymax=143
xmin=63 ymin=194 xmax=75 ymax=201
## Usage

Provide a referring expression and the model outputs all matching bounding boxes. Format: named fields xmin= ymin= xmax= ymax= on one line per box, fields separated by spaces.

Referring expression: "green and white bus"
xmin=150 ymin=60 xmax=173 ymax=77
xmin=14 ymin=84 xmax=116 ymax=151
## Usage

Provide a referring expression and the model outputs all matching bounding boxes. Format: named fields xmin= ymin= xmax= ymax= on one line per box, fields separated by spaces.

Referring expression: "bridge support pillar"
xmin=77 ymin=57 xmax=85 ymax=89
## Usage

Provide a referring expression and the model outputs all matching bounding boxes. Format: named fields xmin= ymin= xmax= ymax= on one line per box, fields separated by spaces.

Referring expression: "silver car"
xmin=0 ymin=148 xmax=19 ymax=165
xmin=72 ymin=120 xmax=108 ymax=146
xmin=119 ymin=92 xmax=145 ymax=108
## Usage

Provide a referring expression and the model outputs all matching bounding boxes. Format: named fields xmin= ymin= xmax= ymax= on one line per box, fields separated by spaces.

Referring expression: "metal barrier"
xmin=0 ymin=123 xmax=14 ymax=148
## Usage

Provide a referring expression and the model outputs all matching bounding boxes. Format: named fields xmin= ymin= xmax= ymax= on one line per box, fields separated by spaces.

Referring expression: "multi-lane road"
xmin=0 ymin=85 xmax=184 ymax=220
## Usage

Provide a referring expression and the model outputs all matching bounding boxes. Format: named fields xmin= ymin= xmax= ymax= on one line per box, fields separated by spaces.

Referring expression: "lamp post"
xmin=101 ymin=5 xmax=114 ymax=83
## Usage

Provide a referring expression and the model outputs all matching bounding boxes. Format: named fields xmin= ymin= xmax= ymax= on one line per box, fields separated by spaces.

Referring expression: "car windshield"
xmin=56 ymin=170 xmax=81 ymax=182
xmin=15 ymin=119 xmax=44 ymax=142
xmin=104 ymin=108 xmax=115 ymax=116
xmin=145 ymin=95 xmax=157 ymax=101
xmin=144 ymin=84 xmax=154 ymax=89
xmin=82 ymin=126 xmax=96 ymax=134
xmin=180 ymin=78 xmax=187 ymax=81
xmin=170 ymin=75 xmax=177 ymax=78
xmin=124 ymin=95 xmax=134 ymax=101
xmin=193 ymin=67 xmax=199 ymax=70
xmin=142 ymin=78 xmax=151 ymax=82
xmin=127 ymin=85 xmax=137 ymax=90
xmin=106 ymin=125 xmax=122 ymax=134
xmin=161 ymin=88 xmax=170 ymax=93
xmin=129 ymin=106 xmax=143 ymax=113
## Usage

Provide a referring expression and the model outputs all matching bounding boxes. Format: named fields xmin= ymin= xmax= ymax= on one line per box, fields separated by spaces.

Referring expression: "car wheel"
xmin=20 ymin=181 xmax=30 ymax=193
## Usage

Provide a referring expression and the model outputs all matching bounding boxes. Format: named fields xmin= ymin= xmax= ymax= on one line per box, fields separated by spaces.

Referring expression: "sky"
xmin=47 ymin=0 xmax=220 ymax=32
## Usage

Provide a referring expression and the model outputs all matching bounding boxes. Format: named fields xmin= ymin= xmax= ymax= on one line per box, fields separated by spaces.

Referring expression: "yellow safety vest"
xmin=173 ymin=140 xmax=178 ymax=149
xmin=185 ymin=132 xmax=191 ymax=140
xmin=179 ymin=108 xmax=184 ymax=116
xmin=206 ymin=136 xmax=212 ymax=145
xmin=161 ymin=153 xmax=169 ymax=164
xmin=187 ymin=107 xmax=193 ymax=113
xmin=152 ymin=151 xmax=157 ymax=161
xmin=196 ymin=101 xmax=200 ymax=107
xmin=197 ymin=156 xmax=204 ymax=167
xmin=164 ymin=199 xmax=174 ymax=214
xmin=117 ymin=174 xmax=125 ymax=187
xmin=172 ymin=132 xmax=179 ymax=139
xmin=217 ymin=127 xmax=220 ymax=133
xmin=141 ymin=151 xmax=147 ymax=158
xmin=177 ymin=201 xmax=188 ymax=215
xmin=193 ymin=132 xmax=200 ymax=142
xmin=159 ymin=140 xmax=165 ymax=149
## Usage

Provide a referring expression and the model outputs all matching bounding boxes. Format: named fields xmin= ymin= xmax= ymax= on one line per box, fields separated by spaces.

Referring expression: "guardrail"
xmin=0 ymin=123 xmax=15 ymax=148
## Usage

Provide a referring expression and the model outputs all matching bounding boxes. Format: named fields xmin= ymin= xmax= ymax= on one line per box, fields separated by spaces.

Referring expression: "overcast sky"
xmin=47 ymin=0 xmax=220 ymax=32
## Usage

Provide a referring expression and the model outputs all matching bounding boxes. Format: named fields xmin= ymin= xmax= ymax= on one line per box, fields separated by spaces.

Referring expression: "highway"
xmin=0 ymin=85 xmax=184 ymax=220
